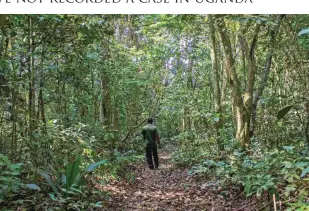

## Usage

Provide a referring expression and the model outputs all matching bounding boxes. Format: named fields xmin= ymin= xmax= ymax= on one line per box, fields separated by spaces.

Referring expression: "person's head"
xmin=147 ymin=118 xmax=153 ymax=124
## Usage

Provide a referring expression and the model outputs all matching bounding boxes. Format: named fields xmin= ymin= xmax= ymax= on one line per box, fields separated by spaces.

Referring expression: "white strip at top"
xmin=0 ymin=0 xmax=307 ymax=14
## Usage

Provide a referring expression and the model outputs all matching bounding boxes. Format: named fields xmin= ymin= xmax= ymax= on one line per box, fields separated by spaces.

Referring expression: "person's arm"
xmin=142 ymin=129 xmax=145 ymax=139
xmin=155 ymin=129 xmax=161 ymax=146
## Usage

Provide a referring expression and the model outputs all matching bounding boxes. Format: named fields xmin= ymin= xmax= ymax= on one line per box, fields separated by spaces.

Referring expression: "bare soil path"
xmin=99 ymin=146 xmax=256 ymax=211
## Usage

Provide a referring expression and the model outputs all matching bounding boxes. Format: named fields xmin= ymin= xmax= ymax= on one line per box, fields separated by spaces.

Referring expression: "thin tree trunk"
xmin=208 ymin=15 xmax=223 ymax=150
xmin=11 ymin=85 xmax=17 ymax=161
xmin=62 ymin=81 xmax=67 ymax=118
xmin=251 ymin=15 xmax=285 ymax=136
xmin=238 ymin=24 xmax=261 ymax=146
xmin=38 ymin=69 xmax=46 ymax=127
xmin=102 ymin=74 xmax=111 ymax=126
xmin=28 ymin=15 xmax=36 ymax=137
xmin=185 ymin=55 xmax=194 ymax=132
xmin=91 ymin=71 xmax=97 ymax=123
xmin=305 ymin=57 xmax=309 ymax=147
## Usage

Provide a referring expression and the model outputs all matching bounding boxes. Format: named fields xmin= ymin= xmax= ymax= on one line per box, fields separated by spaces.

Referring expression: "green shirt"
xmin=142 ymin=124 xmax=159 ymax=147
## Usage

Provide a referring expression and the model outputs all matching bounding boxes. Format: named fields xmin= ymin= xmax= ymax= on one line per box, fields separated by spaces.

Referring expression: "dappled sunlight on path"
xmin=100 ymin=147 xmax=255 ymax=211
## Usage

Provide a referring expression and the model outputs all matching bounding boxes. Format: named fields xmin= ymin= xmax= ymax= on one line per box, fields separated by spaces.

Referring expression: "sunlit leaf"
xmin=298 ymin=28 xmax=309 ymax=36
xmin=283 ymin=146 xmax=295 ymax=151
xmin=301 ymin=167 xmax=309 ymax=178
xmin=86 ymin=159 xmax=109 ymax=172
xmin=49 ymin=192 xmax=57 ymax=201
xmin=26 ymin=184 xmax=41 ymax=191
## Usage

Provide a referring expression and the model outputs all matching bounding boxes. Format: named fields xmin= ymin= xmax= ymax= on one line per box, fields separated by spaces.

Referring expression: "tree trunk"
xmin=28 ymin=15 xmax=36 ymax=137
xmin=101 ymin=74 xmax=111 ymax=126
xmin=38 ymin=71 xmax=46 ymax=127
xmin=11 ymin=84 xmax=17 ymax=161
xmin=91 ymin=71 xmax=98 ymax=123
xmin=238 ymin=24 xmax=260 ymax=145
xmin=305 ymin=55 xmax=309 ymax=147
xmin=208 ymin=15 xmax=223 ymax=149
xmin=216 ymin=16 xmax=248 ymax=147
xmin=185 ymin=55 xmax=194 ymax=132
xmin=251 ymin=15 xmax=285 ymax=136
xmin=216 ymin=15 xmax=263 ymax=147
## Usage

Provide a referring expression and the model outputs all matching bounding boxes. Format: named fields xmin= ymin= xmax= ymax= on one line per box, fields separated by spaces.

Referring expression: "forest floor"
xmin=0 ymin=145 xmax=266 ymax=210
xmin=98 ymin=145 xmax=259 ymax=211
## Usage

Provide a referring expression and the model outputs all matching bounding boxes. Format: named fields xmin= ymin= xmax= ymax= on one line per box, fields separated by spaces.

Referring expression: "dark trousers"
xmin=145 ymin=146 xmax=158 ymax=170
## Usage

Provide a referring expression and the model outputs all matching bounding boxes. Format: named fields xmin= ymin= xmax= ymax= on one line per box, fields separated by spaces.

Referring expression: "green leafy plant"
xmin=39 ymin=156 xmax=109 ymax=199
xmin=0 ymin=153 xmax=40 ymax=201
xmin=243 ymin=174 xmax=276 ymax=197
xmin=0 ymin=154 xmax=24 ymax=200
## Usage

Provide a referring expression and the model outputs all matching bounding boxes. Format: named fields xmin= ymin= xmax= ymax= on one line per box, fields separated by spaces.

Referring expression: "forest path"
xmin=100 ymin=145 xmax=252 ymax=211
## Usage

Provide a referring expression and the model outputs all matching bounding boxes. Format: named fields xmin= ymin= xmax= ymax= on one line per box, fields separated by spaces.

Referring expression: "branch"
xmin=121 ymin=118 xmax=147 ymax=143
xmin=253 ymin=14 xmax=285 ymax=106
xmin=250 ymin=14 xmax=285 ymax=136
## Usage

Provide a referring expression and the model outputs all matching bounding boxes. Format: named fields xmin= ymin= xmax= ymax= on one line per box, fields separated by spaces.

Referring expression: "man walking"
xmin=142 ymin=118 xmax=161 ymax=170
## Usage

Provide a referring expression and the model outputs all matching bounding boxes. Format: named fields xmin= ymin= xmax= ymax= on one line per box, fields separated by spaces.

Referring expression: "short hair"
xmin=147 ymin=118 xmax=153 ymax=124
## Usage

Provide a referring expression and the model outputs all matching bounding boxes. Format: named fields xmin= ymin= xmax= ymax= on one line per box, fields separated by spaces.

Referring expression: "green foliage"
xmin=86 ymin=159 xmax=109 ymax=172
xmin=172 ymin=133 xmax=211 ymax=166
xmin=173 ymin=125 xmax=235 ymax=166
xmin=45 ymin=121 xmax=110 ymax=166
xmin=104 ymin=150 xmax=144 ymax=181
xmin=0 ymin=154 xmax=23 ymax=200
xmin=39 ymin=155 xmax=110 ymax=199
xmin=187 ymin=141 xmax=309 ymax=208
xmin=190 ymin=152 xmax=277 ymax=197
xmin=39 ymin=147 xmax=143 ymax=201
xmin=243 ymin=174 xmax=275 ymax=197
xmin=65 ymin=156 xmax=81 ymax=190
xmin=0 ymin=154 xmax=40 ymax=201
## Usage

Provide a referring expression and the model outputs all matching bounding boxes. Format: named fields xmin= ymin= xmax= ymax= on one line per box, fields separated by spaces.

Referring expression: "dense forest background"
xmin=1 ymin=14 xmax=309 ymax=210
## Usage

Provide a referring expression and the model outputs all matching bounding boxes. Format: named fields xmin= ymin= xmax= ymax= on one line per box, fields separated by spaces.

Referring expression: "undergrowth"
xmin=0 ymin=120 xmax=144 ymax=210
xmin=173 ymin=132 xmax=309 ymax=210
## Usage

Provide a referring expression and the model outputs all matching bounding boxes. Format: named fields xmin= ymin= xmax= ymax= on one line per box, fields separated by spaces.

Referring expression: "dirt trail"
xmin=101 ymin=147 xmax=254 ymax=211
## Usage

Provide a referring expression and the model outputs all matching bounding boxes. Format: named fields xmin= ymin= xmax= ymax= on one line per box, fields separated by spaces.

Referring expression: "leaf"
xmin=0 ymin=176 xmax=12 ymax=182
xmin=213 ymin=117 xmax=219 ymax=122
xmin=38 ymin=170 xmax=58 ymax=194
xmin=244 ymin=182 xmax=251 ymax=195
xmin=0 ymin=185 xmax=8 ymax=195
xmin=295 ymin=162 xmax=309 ymax=168
xmin=9 ymin=163 xmax=23 ymax=170
xmin=25 ymin=184 xmax=41 ymax=191
xmin=265 ymin=181 xmax=274 ymax=187
xmin=61 ymin=174 xmax=66 ymax=186
xmin=282 ymin=161 xmax=293 ymax=168
xmin=277 ymin=105 xmax=293 ymax=120
xmin=301 ymin=167 xmax=309 ymax=178
xmin=298 ymin=28 xmax=309 ymax=36
xmin=94 ymin=201 xmax=103 ymax=207
xmin=66 ymin=156 xmax=81 ymax=190
xmin=86 ymin=159 xmax=109 ymax=172
xmin=49 ymin=192 xmax=57 ymax=201
xmin=70 ymin=187 xmax=83 ymax=194
xmin=283 ymin=146 xmax=295 ymax=151
xmin=11 ymin=171 xmax=20 ymax=176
